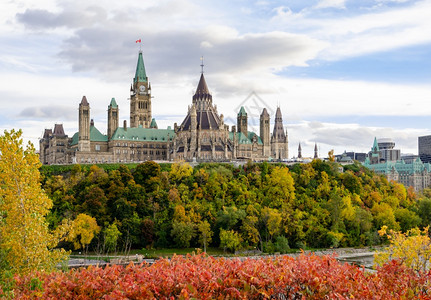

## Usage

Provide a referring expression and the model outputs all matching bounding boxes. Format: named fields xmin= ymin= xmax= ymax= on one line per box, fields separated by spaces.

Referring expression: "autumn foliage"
xmin=5 ymin=253 xmax=431 ymax=299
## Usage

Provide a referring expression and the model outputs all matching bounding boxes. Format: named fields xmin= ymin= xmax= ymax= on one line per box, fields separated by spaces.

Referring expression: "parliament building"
xmin=39 ymin=51 xmax=289 ymax=165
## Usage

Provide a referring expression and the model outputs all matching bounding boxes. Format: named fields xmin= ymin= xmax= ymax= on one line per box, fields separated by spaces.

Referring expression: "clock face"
xmin=139 ymin=85 xmax=146 ymax=92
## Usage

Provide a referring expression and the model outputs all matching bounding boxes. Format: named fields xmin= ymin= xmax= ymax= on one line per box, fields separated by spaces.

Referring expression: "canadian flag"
xmin=136 ymin=39 xmax=141 ymax=43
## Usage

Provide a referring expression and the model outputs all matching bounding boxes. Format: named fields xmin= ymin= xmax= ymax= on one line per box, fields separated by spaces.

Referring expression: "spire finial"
xmin=200 ymin=56 xmax=204 ymax=74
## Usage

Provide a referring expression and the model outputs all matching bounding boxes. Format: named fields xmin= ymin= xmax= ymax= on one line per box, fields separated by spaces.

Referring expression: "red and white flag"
xmin=136 ymin=39 xmax=141 ymax=43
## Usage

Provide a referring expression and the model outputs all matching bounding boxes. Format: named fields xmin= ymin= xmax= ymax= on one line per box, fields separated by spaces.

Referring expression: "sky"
xmin=1 ymin=0 xmax=431 ymax=158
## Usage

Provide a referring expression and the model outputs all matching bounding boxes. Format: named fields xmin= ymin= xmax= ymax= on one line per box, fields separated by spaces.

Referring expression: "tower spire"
xmin=200 ymin=56 xmax=204 ymax=74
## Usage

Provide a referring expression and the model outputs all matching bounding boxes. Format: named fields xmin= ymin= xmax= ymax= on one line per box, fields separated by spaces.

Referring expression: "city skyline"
xmin=1 ymin=0 xmax=431 ymax=157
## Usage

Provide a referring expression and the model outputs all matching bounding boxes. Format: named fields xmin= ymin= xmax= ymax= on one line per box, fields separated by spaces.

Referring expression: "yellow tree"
xmin=67 ymin=213 xmax=101 ymax=252
xmin=0 ymin=129 xmax=68 ymax=273
xmin=197 ymin=220 xmax=213 ymax=253
xmin=375 ymin=226 xmax=431 ymax=273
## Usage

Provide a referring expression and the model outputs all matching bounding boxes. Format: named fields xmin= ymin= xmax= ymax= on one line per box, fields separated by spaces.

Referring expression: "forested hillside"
xmin=40 ymin=160 xmax=428 ymax=252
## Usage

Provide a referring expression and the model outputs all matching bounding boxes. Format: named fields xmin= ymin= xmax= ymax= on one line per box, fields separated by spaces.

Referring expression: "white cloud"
xmin=271 ymin=0 xmax=431 ymax=61
xmin=314 ymin=0 xmax=346 ymax=9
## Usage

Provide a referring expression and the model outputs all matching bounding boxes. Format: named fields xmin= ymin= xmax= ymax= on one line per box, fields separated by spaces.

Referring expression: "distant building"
xmin=338 ymin=152 xmax=354 ymax=165
xmin=419 ymin=135 xmax=431 ymax=163
xmin=378 ymin=138 xmax=401 ymax=162
xmin=401 ymin=154 xmax=419 ymax=164
xmin=40 ymin=50 xmax=289 ymax=165
xmin=363 ymin=138 xmax=431 ymax=192
xmin=335 ymin=151 xmax=367 ymax=163
xmin=367 ymin=137 xmax=400 ymax=164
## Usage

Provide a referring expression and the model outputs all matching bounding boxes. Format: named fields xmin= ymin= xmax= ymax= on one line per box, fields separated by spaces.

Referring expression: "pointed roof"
xmin=53 ymin=124 xmax=66 ymax=136
xmin=261 ymin=108 xmax=269 ymax=118
xmin=43 ymin=129 xmax=52 ymax=139
xmin=109 ymin=98 xmax=118 ymax=108
xmin=80 ymin=96 xmax=89 ymax=106
xmin=314 ymin=143 xmax=318 ymax=151
xmin=275 ymin=106 xmax=282 ymax=118
xmin=179 ymin=73 xmax=220 ymax=132
xmin=238 ymin=106 xmax=247 ymax=117
xmin=372 ymin=137 xmax=379 ymax=151
xmin=150 ymin=118 xmax=158 ymax=129
xmin=193 ymin=73 xmax=212 ymax=102
xmin=134 ymin=51 xmax=147 ymax=83
xmin=298 ymin=142 xmax=302 ymax=150
xmin=272 ymin=106 xmax=286 ymax=142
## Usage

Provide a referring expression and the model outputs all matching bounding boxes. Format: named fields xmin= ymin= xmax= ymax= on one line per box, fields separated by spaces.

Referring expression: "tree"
xmin=264 ymin=167 xmax=295 ymax=208
xmin=197 ymin=220 xmax=213 ymax=252
xmin=375 ymin=226 xmax=431 ymax=273
xmin=0 ymin=129 xmax=68 ymax=273
xmin=68 ymin=213 xmax=101 ymax=252
xmin=171 ymin=221 xmax=195 ymax=248
xmin=328 ymin=150 xmax=335 ymax=162
xmin=219 ymin=229 xmax=242 ymax=253
xmin=104 ymin=223 xmax=122 ymax=253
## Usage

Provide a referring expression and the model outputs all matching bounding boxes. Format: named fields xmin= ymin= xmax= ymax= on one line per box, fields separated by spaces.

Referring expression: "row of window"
xmin=114 ymin=143 xmax=167 ymax=149
xmin=115 ymin=150 xmax=166 ymax=156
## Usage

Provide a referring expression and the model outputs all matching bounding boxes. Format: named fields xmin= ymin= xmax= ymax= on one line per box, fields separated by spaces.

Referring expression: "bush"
xmin=8 ymin=253 xmax=431 ymax=299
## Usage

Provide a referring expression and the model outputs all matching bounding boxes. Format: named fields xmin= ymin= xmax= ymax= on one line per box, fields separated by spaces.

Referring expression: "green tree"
xmin=416 ymin=197 xmax=431 ymax=226
xmin=171 ymin=221 xmax=195 ymax=248
xmin=219 ymin=229 xmax=242 ymax=253
xmin=104 ymin=223 xmax=122 ymax=253
xmin=133 ymin=161 xmax=161 ymax=187
xmin=0 ymin=129 xmax=68 ymax=273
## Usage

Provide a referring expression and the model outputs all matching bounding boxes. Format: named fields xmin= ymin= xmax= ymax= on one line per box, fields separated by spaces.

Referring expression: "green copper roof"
xmin=238 ymin=106 xmax=247 ymax=117
xmin=111 ymin=127 xmax=174 ymax=142
xmin=134 ymin=51 xmax=147 ymax=83
xmin=150 ymin=118 xmax=158 ymax=129
xmin=109 ymin=98 xmax=118 ymax=108
xmin=363 ymin=158 xmax=431 ymax=175
xmin=372 ymin=137 xmax=379 ymax=151
xmin=70 ymin=126 xmax=108 ymax=146
xmin=229 ymin=131 xmax=263 ymax=145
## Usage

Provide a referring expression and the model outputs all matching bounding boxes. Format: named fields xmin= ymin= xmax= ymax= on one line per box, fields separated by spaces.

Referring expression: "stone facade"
xmin=40 ymin=51 xmax=289 ymax=165
xmin=171 ymin=73 xmax=288 ymax=162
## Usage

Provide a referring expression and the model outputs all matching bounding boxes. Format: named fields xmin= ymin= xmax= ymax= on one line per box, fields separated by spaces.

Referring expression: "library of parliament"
xmin=39 ymin=51 xmax=289 ymax=165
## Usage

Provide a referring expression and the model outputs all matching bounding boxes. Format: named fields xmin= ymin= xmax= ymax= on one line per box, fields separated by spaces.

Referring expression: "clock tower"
xmin=130 ymin=50 xmax=152 ymax=128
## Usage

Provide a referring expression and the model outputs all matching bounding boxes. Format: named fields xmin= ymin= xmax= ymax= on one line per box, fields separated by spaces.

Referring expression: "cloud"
xmin=16 ymin=6 xmax=108 ymax=29
xmin=56 ymin=25 xmax=326 ymax=84
xmin=19 ymin=106 xmax=75 ymax=121
xmin=287 ymin=120 xmax=428 ymax=157
xmin=314 ymin=0 xmax=346 ymax=9
xmin=271 ymin=0 xmax=431 ymax=61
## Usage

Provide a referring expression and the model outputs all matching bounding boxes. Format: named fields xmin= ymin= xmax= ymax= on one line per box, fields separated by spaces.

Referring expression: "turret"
xmin=237 ymin=106 xmax=248 ymax=136
xmin=108 ymin=98 xmax=119 ymax=139
xmin=271 ymin=107 xmax=288 ymax=160
xmin=78 ymin=96 xmax=91 ymax=152
xmin=260 ymin=108 xmax=270 ymax=156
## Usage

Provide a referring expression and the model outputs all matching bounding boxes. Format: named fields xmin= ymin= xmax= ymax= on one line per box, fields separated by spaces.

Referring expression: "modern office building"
xmin=419 ymin=135 xmax=431 ymax=163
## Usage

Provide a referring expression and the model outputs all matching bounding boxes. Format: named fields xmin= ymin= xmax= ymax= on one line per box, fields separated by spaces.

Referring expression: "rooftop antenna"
xmin=200 ymin=56 xmax=204 ymax=74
